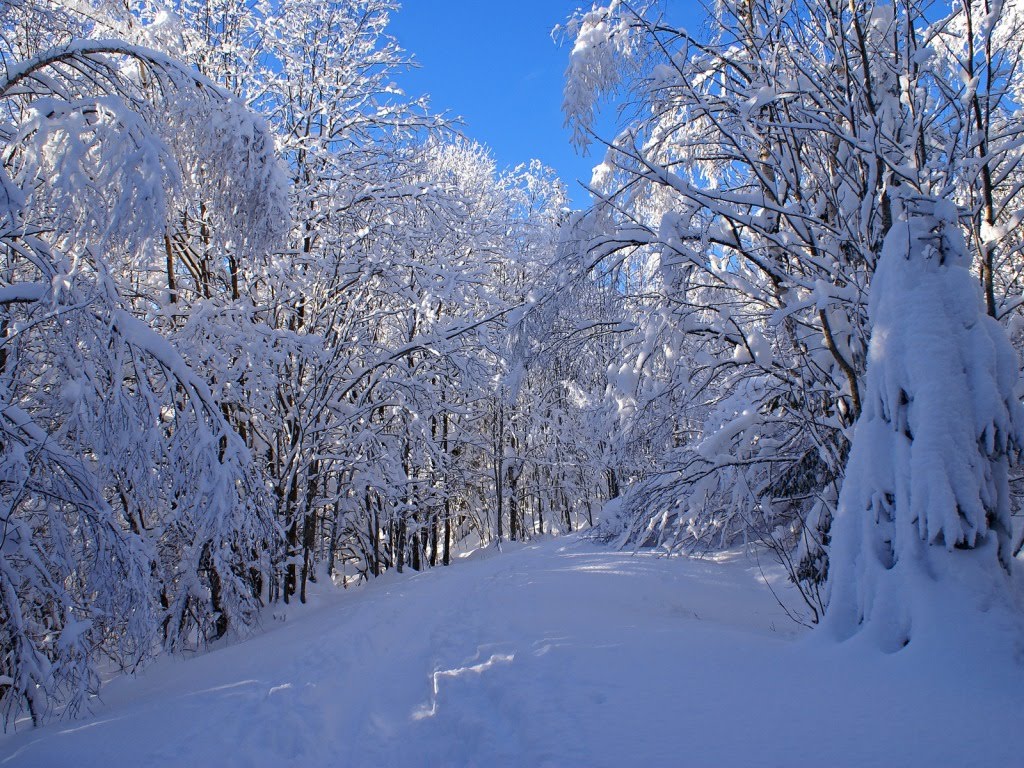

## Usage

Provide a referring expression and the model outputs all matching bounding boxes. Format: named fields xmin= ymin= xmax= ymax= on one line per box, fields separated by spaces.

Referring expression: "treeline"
xmin=562 ymin=0 xmax=1024 ymax=636
xmin=8 ymin=0 xmax=1024 ymax=729
xmin=0 ymin=0 xmax=619 ymax=726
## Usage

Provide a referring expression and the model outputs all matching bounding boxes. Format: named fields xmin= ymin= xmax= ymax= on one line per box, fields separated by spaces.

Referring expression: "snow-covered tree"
xmin=0 ymin=1 xmax=286 ymax=725
xmin=824 ymin=194 xmax=1024 ymax=649
xmin=560 ymin=0 xmax=1024 ymax=624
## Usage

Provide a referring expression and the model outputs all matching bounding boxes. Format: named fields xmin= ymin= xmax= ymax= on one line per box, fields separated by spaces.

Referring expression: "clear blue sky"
xmin=388 ymin=2 xmax=704 ymax=209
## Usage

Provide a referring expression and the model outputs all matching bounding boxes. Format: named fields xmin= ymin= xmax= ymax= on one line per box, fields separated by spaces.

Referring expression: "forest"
xmin=2 ymin=0 xmax=1024 ymax=757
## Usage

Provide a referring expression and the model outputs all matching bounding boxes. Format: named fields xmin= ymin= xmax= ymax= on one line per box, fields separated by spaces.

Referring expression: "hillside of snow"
xmin=1 ymin=536 xmax=1020 ymax=767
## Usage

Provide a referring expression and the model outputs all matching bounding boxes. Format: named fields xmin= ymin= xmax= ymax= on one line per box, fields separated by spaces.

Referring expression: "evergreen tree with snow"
xmin=824 ymin=193 xmax=1024 ymax=650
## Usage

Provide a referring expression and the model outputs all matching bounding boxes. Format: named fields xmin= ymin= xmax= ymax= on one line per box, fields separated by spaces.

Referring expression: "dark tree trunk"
xmin=508 ymin=465 xmax=519 ymax=541
xmin=443 ymin=499 xmax=452 ymax=566
xmin=429 ymin=513 xmax=438 ymax=567
xmin=204 ymin=542 xmax=229 ymax=641
xmin=396 ymin=516 xmax=406 ymax=574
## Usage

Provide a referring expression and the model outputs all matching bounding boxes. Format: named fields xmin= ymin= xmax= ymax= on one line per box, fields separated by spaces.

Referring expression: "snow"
xmin=824 ymin=197 xmax=1024 ymax=650
xmin=3 ymin=536 xmax=1021 ymax=768
xmin=0 ymin=283 xmax=47 ymax=305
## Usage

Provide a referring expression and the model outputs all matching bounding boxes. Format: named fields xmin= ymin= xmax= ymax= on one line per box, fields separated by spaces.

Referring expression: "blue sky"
xmin=388 ymin=2 xmax=704 ymax=209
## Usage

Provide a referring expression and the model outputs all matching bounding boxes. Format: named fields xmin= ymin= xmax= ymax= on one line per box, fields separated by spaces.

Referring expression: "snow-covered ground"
xmin=1 ymin=536 xmax=1020 ymax=767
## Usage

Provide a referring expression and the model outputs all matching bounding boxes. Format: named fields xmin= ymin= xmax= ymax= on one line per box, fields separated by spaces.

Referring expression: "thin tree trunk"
xmin=443 ymin=498 xmax=452 ymax=566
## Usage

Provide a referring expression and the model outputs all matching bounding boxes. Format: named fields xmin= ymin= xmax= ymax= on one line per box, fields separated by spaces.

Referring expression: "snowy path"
xmin=1 ymin=537 xmax=1020 ymax=767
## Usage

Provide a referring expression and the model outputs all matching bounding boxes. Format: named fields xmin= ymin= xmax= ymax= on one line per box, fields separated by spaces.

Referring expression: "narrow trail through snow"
xmin=1 ymin=537 xmax=1019 ymax=767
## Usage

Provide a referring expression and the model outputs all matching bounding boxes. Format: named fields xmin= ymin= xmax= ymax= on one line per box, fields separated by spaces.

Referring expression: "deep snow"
xmin=1 ymin=536 xmax=1021 ymax=767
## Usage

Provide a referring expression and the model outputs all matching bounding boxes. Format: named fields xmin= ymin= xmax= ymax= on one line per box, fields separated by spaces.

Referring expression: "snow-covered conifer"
xmin=824 ymin=195 xmax=1024 ymax=649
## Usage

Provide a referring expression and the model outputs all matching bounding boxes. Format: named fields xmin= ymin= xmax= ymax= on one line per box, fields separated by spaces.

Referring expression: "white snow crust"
xmin=2 ymin=537 xmax=1020 ymax=767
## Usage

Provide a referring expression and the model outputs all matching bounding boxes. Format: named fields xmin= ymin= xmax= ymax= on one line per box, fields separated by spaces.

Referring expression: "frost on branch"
xmin=824 ymin=195 xmax=1024 ymax=651
xmin=561 ymin=3 xmax=637 ymax=151
xmin=0 ymin=31 xmax=286 ymax=726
